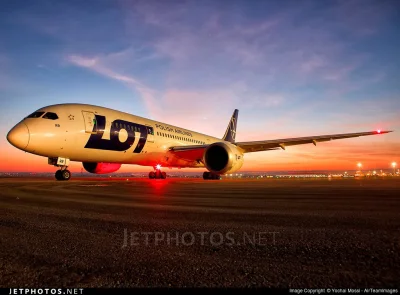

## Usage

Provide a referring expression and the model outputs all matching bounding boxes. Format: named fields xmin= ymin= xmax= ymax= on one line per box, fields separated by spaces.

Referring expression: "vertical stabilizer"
xmin=222 ymin=109 xmax=239 ymax=143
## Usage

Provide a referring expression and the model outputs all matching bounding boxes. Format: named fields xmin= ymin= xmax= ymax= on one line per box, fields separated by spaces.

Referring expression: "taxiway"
xmin=0 ymin=177 xmax=399 ymax=287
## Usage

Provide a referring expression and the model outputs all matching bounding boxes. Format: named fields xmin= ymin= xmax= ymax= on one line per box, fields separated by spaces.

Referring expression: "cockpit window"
xmin=42 ymin=112 xmax=59 ymax=120
xmin=26 ymin=111 xmax=45 ymax=118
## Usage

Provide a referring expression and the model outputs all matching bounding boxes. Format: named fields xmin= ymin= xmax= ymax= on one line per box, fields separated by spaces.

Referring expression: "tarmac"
xmin=0 ymin=177 xmax=399 ymax=287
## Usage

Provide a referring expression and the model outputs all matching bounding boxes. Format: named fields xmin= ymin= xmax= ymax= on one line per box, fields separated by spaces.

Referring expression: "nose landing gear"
xmin=55 ymin=169 xmax=71 ymax=181
xmin=49 ymin=157 xmax=71 ymax=181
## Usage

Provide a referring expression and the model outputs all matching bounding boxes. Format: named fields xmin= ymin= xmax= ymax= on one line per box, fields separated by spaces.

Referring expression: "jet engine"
xmin=203 ymin=142 xmax=244 ymax=174
xmin=82 ymin=162 xmax=122 ymax=174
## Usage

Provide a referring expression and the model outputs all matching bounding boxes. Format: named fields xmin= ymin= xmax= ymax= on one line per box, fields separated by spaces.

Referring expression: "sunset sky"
xmin=0 ymin=0 xmax=399 ymax=173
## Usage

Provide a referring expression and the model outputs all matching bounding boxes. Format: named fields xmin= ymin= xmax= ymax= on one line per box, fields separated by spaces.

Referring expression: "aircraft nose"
xmin=7 ymin=123 xmax=30 ymax=150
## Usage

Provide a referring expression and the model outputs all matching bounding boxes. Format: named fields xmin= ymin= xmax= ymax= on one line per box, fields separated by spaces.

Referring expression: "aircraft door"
xmin=146 ymin=125 xmax=155 ymax=143
xmin=82 ymin=111 xmax=97 ymax=133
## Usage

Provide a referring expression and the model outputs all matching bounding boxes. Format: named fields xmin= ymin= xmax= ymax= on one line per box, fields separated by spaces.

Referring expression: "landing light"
xmin=377 ymin=129 xmax=381 ymax=134
xmin=156 ymin=164 xmax=161 ymax=170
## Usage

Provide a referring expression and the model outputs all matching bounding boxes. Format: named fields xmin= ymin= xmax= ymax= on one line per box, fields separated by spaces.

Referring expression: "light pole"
xmin=392 ymin=162 xmax=397 ymax=175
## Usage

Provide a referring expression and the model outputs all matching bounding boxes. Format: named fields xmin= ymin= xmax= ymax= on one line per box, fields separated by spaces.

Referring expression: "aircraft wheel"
xmin=55 ymin=170 xmax=62 ymax=181
xmin=161 ymin=172 xmax=167 ymax=179
xmin=211 ymin=173 xmax=221 ymax=180
xmin=203 ymin=172 xmax=221 ymax=180
xmin=149 ymin=172 xmax=156 ymax=179
xmin=61 ymin=170 xmax=71 ymax=181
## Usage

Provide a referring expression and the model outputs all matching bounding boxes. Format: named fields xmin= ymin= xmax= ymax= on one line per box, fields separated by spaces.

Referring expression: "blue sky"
xmin=1 ymin=0 xmax=399 ymax=172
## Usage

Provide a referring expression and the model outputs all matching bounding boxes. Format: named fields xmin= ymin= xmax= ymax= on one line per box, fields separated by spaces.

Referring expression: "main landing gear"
xmin=149 ymin=165 xmax=167 ymax=179
xmin=203 ymin=172 xmax=221 ymax=180
xmin=49 ymin=157 xmax=71 ymax=181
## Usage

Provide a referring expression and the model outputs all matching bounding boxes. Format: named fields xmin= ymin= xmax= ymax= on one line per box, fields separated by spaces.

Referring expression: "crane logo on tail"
xmin=222 ymin=109 xmax=239 ymax=143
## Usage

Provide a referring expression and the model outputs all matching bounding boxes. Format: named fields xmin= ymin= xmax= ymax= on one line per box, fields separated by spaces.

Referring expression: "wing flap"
xmin=236 ymin=130 xmax=392 ymax=153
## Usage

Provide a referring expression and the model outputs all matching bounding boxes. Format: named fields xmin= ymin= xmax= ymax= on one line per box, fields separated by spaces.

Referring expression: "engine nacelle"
xmin=203 ymin=142 xmax=244 ymax=174
xmin=82 ymin=162 xmax=121 ymax=174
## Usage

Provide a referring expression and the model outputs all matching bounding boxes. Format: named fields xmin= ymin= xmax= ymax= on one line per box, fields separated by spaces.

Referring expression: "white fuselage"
xmin=9 ymin=104 xmax=223 ymax=168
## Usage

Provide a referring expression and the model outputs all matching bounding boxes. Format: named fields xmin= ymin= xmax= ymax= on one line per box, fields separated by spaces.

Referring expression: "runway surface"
xmin=0 ymin=177 xmax=399 ymax=287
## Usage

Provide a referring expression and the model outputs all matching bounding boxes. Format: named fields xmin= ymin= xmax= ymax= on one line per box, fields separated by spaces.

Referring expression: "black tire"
xmin=61 ymin=170 xmax=71 ymax=181
xmin=149 ymin=172 xmax=156 ymax=179
xmin=203 ymin=172 xmax=210 ymax=180
xmin=55 ymin=170 xmax=62 ymax=181
xmin=205 ymin=173 xmax=220 ymax=180
xmin=161 ymin=172 xmax=167 ymax=179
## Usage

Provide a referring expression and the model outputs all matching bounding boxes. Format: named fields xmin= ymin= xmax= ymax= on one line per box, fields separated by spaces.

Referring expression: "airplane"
xmin=6 ymin=103 xmax=392 ymax=181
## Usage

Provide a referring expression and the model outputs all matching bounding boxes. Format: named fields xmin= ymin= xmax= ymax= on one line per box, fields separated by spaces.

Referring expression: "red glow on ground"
xmin=149 ymin=178 xmax=169 ymax=196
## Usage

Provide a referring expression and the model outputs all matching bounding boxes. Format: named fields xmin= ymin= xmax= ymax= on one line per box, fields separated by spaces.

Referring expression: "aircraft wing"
xmin=169 ymin=145 xmax=208 ymax=161
xmin=235 ymin=130 xmax=393 ymax=153
xmin=168 ymin=130 xmax=392 ymax=158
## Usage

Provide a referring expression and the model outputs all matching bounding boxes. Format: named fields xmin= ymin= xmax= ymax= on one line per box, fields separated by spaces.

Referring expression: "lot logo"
xmin=84 ymin=115 xmax=148 ymax=153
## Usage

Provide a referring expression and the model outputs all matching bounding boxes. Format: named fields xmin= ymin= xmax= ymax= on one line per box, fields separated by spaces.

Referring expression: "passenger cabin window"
xmin=27 ymin=112 xmax=45 ymax=118
xmin=42 ymin=112 xmax=59 ymax=120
